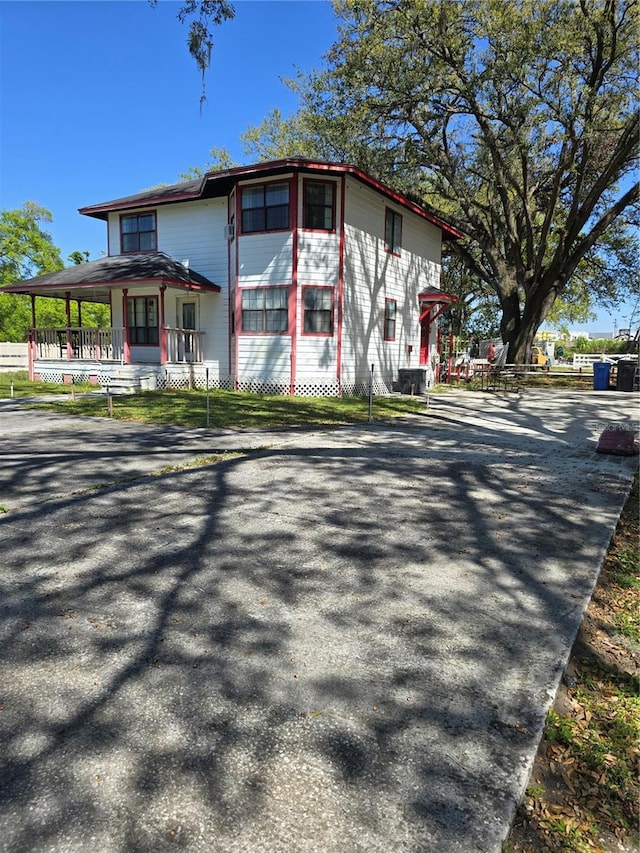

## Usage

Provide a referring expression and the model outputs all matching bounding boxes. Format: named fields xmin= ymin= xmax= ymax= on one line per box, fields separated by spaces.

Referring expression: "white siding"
xmin=237 ymin=337 xmax=291 ymax=385
xmin=238 ymin=232 xmax=293 ymax=285
xmin=341 ymin=177 xmax=442 ymax=388
xmin=108 ymin=199 xmax=230 ymax=374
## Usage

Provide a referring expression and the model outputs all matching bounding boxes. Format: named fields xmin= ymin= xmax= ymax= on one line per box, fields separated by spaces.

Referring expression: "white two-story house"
xmin=7 ymin=158 xmax=461 ymax=395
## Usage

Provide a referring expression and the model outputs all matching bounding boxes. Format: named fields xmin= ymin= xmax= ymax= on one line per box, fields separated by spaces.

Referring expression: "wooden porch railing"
xmin=165 ymin=328 xmax=205 ymax=363
xmin=32 ymin=327 xmax=125 ymax=362
xmin=30 ymin=326 xmax=205 ymax=364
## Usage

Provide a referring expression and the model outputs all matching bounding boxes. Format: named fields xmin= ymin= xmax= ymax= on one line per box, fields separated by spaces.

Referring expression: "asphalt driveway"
xmin=0 ymin=390 xmax=638 ymax=852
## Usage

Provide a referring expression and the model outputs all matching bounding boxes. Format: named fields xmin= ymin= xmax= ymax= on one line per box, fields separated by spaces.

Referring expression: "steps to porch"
xmin=102 ymin=367 xmax=159 ymax=395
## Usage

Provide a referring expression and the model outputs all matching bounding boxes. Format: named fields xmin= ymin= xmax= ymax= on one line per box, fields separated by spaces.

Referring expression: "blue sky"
xmin=0 ymin=0 xmax=635 ymax=333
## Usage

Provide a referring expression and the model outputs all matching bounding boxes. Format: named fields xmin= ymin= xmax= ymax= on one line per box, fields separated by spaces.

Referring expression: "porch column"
xmin=27 ymin=329 xmax=35 ymax=381
xmin=65 ymin=291 xmax=73 ymax=360
xmin=159 ymin=285 xmax=167 ymax=365
xmin=28 ymin=295 xmax=37 ymax=380
xmin=77 ymin=299 xmax=82 ymax=327
xmin=122 ymin=289 xmax=131 ymax=365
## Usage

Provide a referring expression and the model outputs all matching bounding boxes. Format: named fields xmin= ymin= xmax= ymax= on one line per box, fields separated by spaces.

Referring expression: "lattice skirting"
xmin=34 ymin=366 xmax=394 ymax=397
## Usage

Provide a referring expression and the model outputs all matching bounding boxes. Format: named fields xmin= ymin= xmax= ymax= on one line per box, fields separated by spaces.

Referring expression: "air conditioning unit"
xmin=224 ymin=223 xmax=235 ymax=240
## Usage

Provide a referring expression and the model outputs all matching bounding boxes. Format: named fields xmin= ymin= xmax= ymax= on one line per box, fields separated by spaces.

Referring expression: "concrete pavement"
xmin=0 ymin=389 xmax=638 ymax=852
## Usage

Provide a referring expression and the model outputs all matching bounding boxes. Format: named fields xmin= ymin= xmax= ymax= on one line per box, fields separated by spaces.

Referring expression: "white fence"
xmin=0 ymin=342 xmax=28 ymax=371
xmin=572 ymin=353 xmax=625 ymax=369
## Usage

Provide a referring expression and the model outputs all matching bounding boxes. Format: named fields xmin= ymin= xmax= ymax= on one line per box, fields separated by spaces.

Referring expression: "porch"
xmin=29 ymin=326 xmax=206 ymax=386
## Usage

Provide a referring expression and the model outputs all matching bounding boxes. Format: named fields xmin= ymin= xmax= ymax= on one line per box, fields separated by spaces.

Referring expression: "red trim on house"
xmin=159 ymin=285 xmax=167 ymax=364
xmin=119 ymin=210 xmax=158 ymax=255
xmin=234 ymin=190 xmax=241 ymax=389
xmin=301 ymin=178 xmax=337 ymax=233
xmin=122 ymin=289 xmax=130 ymax=364
xmin=227 ymin=190 xmax=235 ymax=384
xmin=8 ymin=278 xmax=221 ymax=298
xmin=80 ymin=159 xmax=462 ymax=240
xmin=27 ymin=329 xmax=35 ymax=380
xmin=236 ymin=285 xmax=291 ymax=336
xmin=301 ymin=285 xmax=335 ymax=337
xmin=238 ymin=178 xmax=292 ymax=236
xmin=290 ymin=177 xmax=298 ymax=394
xmin=336 ymin=176 xmax=346 ymax=389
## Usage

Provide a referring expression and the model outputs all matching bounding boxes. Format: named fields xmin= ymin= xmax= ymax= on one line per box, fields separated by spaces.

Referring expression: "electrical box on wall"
xmin=224 ymin=224 xmax=235 ymax=240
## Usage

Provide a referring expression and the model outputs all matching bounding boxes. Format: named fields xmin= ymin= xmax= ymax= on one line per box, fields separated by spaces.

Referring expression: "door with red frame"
xmin=419 ymin=311 xmax=431 ymax=364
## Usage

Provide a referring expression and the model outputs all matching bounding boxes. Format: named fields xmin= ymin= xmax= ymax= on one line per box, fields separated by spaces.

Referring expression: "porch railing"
xmin=32 ymin=327 xmax=125 ymax=362
xmin=165 ymin=328 xmax=205 ymax=363
xmin=30 ymin=326 xmax=205 ymax=364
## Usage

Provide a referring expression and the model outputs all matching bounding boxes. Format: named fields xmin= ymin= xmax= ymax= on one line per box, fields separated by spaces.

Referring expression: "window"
xmin=384 ymin=208 xmax=402 ymax=254
xmin=303 ymin=181 xmax=336 ymax=230
xmin=127 ymin=296 xmax=159 ymax=345
xmin=121 ymin=212 xmax=157 ymax=253
xmin=303 ymin=287 xmax=334 ymax=335
xmin=241 ymin=182 xmax=290 ymax=233
xmin=384 ymin=299 xmax=397 ymax=341
xmin=241 ymin=287 xmax=289 ymax=333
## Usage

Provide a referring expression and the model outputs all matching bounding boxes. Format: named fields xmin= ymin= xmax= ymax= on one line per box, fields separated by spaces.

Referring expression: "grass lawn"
xmin=0 ymin=370 xmax=95 ymax=398
xmin=18 ymin=382 xmax=424 ymax=429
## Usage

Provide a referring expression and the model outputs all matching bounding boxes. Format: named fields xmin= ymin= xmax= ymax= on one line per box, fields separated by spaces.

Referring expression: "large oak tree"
xmin=243 ymin=0 xmax=640 ymax=361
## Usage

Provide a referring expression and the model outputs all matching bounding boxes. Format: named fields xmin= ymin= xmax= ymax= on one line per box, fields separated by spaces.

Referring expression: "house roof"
xmin=3 ymin=252 xmax=220 ymax=303
xmin=79 ymin=158 xmax=464 ymax=241
xmin=419 ymin=286 xmax=458 ymax=304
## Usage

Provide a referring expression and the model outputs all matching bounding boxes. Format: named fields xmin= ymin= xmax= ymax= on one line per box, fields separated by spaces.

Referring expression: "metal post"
xmin=10 ymin=381 xmax=14 ymax=399
xmin=206 ymin=368 xmax=210 ymax=428
xmin=368 ymin=363 xmax=374 ymax=422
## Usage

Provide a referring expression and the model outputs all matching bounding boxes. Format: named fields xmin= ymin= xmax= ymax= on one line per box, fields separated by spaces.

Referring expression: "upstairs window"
xmin=241 ymin=182 xmax=290 ymax=233
xmin=384 ymin=208 xmax=402 ymax=255
xmin=241 ymin=287 xmax=289 ymax=333
xmin=121 ymin=212 xmax=157 ymax=253
xmin=127 ymin=296 xmax=158 ymax=345
xmin=384 ymin=298 xmax=397 ymax=341
xmin=303 ymin=180 xmax=336 ymax=231
xmin=303 ymin=286 xmax=334 ymax=335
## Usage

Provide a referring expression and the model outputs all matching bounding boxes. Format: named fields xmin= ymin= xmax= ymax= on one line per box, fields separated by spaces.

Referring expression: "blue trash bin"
xmin=593 ymin=362 xmax=611 ymax=390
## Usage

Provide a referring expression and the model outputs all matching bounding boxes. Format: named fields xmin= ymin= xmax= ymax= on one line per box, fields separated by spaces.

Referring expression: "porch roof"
xmin=3 ymin=252 xmax=221 ymax=303
xmin=418 ymin=286 xmax=458 ymax=305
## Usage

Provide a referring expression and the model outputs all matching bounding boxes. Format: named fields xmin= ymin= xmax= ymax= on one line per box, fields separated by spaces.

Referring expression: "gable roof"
xmin=79 ymin=158 xmax=463 ymax=241
xmin=3 ymin=252 xmax=220 ymax=303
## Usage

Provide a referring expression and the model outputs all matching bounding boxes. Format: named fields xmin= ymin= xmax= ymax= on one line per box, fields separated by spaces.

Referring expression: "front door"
xmin=178 ymin=299 xmax=197 ymax=361
xmin=419 ymin=312 xmax=430 ymax=365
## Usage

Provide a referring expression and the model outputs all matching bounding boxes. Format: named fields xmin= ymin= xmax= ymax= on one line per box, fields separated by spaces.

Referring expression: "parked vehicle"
xmin=531 ymin=346 xmax=549 ymax=366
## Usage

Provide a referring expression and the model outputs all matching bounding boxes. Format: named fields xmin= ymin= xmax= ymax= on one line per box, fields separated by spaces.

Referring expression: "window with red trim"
xmin=303 ymin=286 xmax=334 ymax=335
xmin=384 ymin=208 xmax=402 ymax=254
xmin=121 ymin=212 xmax=157 ymax=253
xmin=126 ymin=296 xmax=158 ymax=345
xmin=241 ymin=182 xmax=290 ymax=233
xmin=303 ymin=180 xmax=336 ymax=230
xmin=241 ymin=287 xmax=289 ymax=333
xmin=384 ymin=299 xmax=397 ymax=341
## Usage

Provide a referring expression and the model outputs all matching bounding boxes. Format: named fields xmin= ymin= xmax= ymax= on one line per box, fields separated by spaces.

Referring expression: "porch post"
xmin=122 ymin=289 xmax=130 ymax=365
xmin=77 ymin=299 xmax=82 ymax=327
xmin=27 ymin=329 xmax=35 ymax=381
xmin=65 ymin=291 xmax=73 ymax=360
xmin=30 ymin=294 xmax=36 ymax=328
xmin=159 ymin=284 xmax=167 ymax=364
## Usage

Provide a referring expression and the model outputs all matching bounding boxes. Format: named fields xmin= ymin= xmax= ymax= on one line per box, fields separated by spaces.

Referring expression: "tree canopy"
xmin=0 ymin=204 xmax=108 ymax=342
xmin=242 ymin=0 xmax=640 ymax=360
